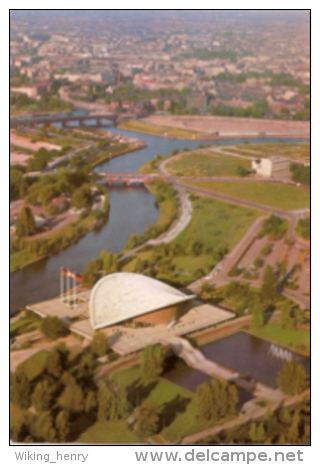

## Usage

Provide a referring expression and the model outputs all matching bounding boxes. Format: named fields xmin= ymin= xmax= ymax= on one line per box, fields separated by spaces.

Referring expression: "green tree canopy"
xmin=31 ymin=379 xmax=54 ymax=412
xmin=40 ymin=316 xmax=70 ymax=341
xmin=136 ymin=402 xmax=161 ymax=436
xmin=58 ymin=379 xmax=84 ymax=414
xmin=140 ymin=345 xmax=165 ymax=382
xmin=196 ymin=379 xmax=238 ymax=423
xmin=15 ymin=205 xmax=36 ymax=238
xmin=90 ymin=332 xmax=110 ymax=358
xmin=261 ymin=265 xmax=278 ymax=304
xmin=277 ymin=361 xmax=307 ymax=395
xmin=71 ymin=184 xmax=92 ymax=209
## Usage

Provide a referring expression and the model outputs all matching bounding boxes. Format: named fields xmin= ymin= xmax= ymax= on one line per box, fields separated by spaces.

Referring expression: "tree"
xmin=196 ymin=382 xmax=215 ymax=421
xmin=97 ymin=383 xmax=129 ymax=422
xmin=261 ymin=215 xmax=287 ymax=240
xmin=15 ymin=206 xmax=36 ymax=238
xmin=140 ymin=345 xmax=164 ymax=382
xmin=287 ymin=410 xmax=300 ymax=443
xmin=294 ymin=308 xmax=305 ymax=329
xmin=196 ymin=379 xmax=238 ymax=423
xmin=228 ymin=265 xmax=242 ymax=277
xmin=136 ymin=402 xmax=160 ymax=436
xmin=277 ymin=361 xmax=306 ymax=395
xmin=10 ymin=411 xmax=34 ymax=443
xmin=85 ymin=391 xmax=97 ymax=415
xmin=97 ymin=383 xmax=114 ymax=422
xmin=32 ymin=412 xmax=57 ymax=443
xmin=71 ymin=184 xmax=92 ymax=209
xmin=261 ymin=265 xmax=278 ymax=304
xmin=90 ymin=332 xmax=110 ymax=357
xmin=58 ymin=379 xmax=84 ymax=414
xmin=31 ymin=379 xmax=54 ymax=412
xmin=279 ymin=300 xmax=293 ymax=329
xmin=250 ymin=303 xmax=264 ymax=329
xmin=253 ymin=257 xmax=264 ymax=268
xmin=10 ymin=368 xmax=31 ymax=409
xmin=40 ymin=316 xmax=70 ymax=340
xmin=55 ymin=410 xmax=70 ymax=442
xmin=236 ymin=165 xmax=249 ymax=177
xmin=249 ymin=423 xmax=266 ymax=443
xmin=45 ymin=348 xmax=66 ymax=378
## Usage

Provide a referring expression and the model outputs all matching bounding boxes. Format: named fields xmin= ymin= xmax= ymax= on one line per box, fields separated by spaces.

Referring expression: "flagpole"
xmin=73 ymin=273 xmax=76 ymax=309
xmin=67 ymin=270 xmax=69 ymax=307
xmin=60 ymin=267 xmax=63 ymax=303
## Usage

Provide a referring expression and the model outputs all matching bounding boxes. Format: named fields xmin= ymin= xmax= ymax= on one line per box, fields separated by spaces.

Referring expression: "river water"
xmin=10 ymin=122 xmax=308 ymax=315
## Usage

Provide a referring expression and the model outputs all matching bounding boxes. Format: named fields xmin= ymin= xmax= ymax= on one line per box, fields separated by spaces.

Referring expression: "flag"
xmin=67 ymin=270 xmax=74 ymax=278
xmin=74 ymin=273 xmax=83 ymax=282
xmin=61 ymin=268 xmax=67 ymax=276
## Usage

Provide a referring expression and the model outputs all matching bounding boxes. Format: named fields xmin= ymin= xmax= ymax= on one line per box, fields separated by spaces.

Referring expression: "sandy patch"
xmin=10 ymin=131 xmax=62 ymax=152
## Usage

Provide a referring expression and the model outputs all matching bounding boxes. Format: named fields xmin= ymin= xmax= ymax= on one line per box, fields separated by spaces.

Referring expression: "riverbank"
xmin=127 ymin=115 xmax=310 ymax=141
xmin=90 ymin=141 xmax=146 ymax=168
xmin=10 ymin=206 xmax=109 ymax=274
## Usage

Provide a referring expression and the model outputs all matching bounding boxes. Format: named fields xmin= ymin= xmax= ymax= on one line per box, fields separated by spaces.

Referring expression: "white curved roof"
xmin=89 ymin=272 xmax=194 ymax=329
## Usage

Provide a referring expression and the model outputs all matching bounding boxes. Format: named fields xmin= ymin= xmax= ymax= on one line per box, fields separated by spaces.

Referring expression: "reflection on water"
xmin=162 ymin=358 xmax=253 ymax=407
xmin=201 ymin=332 xmax=310 ymax=388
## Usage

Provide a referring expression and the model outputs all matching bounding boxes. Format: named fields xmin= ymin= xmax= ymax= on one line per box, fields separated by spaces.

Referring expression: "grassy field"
xmin=118 ymin=119 xmax=204 ymax=139
xmin=18 ymin=350 xmax=48 ymax=381
xmin=10 ymin=316 xmax=41 ymax=339
xmin=122 ymin=196 xmax=261 ymax=285
xmin=77 ymin=419 xmax=142 ymax=444
xmin=173 ymin=196 xmax=260 ymax=253
xmin=10 ymin=249 xmax=42 ymax=273
xmin=109 ymin=364 xmax=235 ymax=442
xmin=234 ymin=143 xmax=310 ymax=163
xmin=246 ymin=321 xmax=310 ymax=354
xmin=186 ymin=181 xmax=310 ymax=210
xmin=165 ymin=151 xmax=251 ymax=177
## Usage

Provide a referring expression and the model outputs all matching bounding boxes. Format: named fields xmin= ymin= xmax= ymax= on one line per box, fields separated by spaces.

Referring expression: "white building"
xmin=251 ymin=157 xmax=290 ymax=178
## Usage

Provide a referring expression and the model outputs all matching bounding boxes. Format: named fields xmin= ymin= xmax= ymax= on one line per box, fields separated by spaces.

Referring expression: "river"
xmin=10 ymin=122 xmax=308 ymax=315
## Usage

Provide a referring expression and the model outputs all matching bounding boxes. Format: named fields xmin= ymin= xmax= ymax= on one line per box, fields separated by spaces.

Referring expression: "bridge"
xmin=97 ymin=172 xmax=164 ymax=186
xmin=10 ymin=112 xmax=141 ymax=129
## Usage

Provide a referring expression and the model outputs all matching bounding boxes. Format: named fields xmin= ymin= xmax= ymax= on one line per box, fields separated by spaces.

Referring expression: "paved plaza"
xmin=27 ymin=292 xmax=234 ymax=355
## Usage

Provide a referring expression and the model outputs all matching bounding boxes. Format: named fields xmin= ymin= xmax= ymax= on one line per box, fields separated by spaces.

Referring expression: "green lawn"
xmin=10 ymin=249 xmax=40 ymax=273
xmin=174 ymin=196 xmax=260 ymax=251
xmin=186 ymin=181 xmax=310 ymax=210
xmin=77 ymin=420 xmax=142 ymax=444
xmin=18 ymin=350 xmax=48 ymax=381
xmin=10 ymin=317 xmax=41 ymax=339
xmin=236 ymin=143 xmax=310 ymax=163
xmin=110 ymin=364 xmax=235 ymax=442
xmin=126 ymin=196 xmax=260 ymax=283
xmin=122 ymin=196 xmax=261 ymax=285
xmin=165 ymin=152 xmax=251 ymax=177
xmin=246 ymin=321 xmax=310 ymax=354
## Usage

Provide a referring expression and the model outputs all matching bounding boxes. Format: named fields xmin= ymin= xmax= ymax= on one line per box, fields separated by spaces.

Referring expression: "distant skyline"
xmin=10 ymin=9 xmax=310 ymax=24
